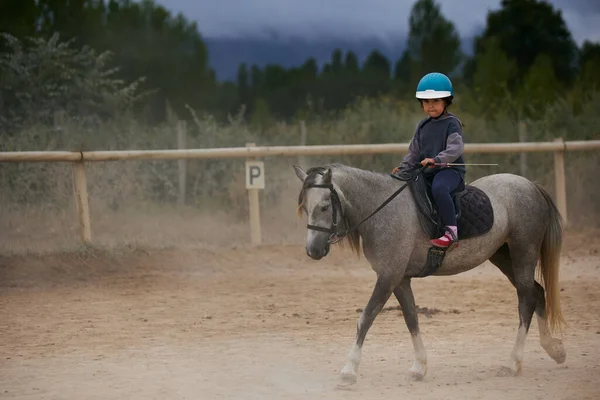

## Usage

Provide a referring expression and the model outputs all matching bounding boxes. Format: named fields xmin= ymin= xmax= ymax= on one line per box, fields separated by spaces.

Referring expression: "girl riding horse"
xmin=393 ymin=72 xmax=465 ymax=249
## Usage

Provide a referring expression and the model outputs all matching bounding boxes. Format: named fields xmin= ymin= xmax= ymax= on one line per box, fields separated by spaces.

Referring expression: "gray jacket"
xmin=399 ymin=112 xmax=466 ymax=178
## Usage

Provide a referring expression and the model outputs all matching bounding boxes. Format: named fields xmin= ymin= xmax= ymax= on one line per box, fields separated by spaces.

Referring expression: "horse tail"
xmin=535 ymin=183 xmax=566 ymax=334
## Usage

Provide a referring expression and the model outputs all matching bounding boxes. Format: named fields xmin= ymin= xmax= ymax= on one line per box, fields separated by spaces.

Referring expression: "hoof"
xmin=409 ymin=371 xmax=425 ymax=381
xmin=408 ymin=362 xmax=427 ymax=381
xmin=338 ymin=372 xmax=357 ymax=387
xmin=544 ymin=338 xmax=566 ymax=364
xmin=496 ymin=365 xmax=520 ymax=377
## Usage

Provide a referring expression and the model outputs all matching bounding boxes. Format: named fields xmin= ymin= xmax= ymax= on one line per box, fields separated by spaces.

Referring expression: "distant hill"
xmin=204 ymin=34 xmax=475 ymax=82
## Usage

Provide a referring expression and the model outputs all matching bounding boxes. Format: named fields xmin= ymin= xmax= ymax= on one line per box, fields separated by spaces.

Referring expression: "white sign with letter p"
xmin=245 ymin=161 xmax=265 ymax=189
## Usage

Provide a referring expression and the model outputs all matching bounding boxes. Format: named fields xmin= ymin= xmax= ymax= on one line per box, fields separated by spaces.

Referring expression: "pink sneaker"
xmin=430 ymin=227 xmax=458 ymax=249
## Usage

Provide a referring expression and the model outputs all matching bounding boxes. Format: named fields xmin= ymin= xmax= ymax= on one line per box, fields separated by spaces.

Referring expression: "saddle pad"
xmin=456 ymin=186 xmax=494 ymax=240
xmin=409 ymin=180 xmax=494 ymax=241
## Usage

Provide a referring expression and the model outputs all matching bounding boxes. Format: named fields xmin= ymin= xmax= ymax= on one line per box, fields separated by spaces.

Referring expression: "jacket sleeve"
xmin=434 ymin=119 xmax=464 ymax=164
xmin=399 ymin=130 xmax=421 ymax=169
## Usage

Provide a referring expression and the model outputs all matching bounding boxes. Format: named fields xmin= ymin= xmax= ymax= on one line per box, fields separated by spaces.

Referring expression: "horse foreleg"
xmin=339 ymin=274 xmax=396 ymax=385
xmin=394 ymin=278 xmax=427 ymax=381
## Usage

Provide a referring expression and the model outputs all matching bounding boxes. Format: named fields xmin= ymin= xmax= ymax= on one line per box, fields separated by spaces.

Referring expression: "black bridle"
xmin=305 ymin=182 xmax=343 ymax=241
xmin=305 ymin=165 xmax=427 ymax=244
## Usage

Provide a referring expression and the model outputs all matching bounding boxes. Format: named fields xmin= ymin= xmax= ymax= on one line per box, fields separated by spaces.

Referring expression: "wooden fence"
xmin=1 ymin=139 xmax=599 ymax=245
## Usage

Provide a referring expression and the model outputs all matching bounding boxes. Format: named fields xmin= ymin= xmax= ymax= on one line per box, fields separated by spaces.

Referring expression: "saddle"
xmin=392 ymin=167 xmax=494 ymax=278
xmin=408 ymin=171 xmax=494 ymax=241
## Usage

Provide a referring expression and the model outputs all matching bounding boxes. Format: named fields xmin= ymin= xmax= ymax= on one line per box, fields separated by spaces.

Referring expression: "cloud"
xmin=156 ymin=0 xmax=600 ymax=44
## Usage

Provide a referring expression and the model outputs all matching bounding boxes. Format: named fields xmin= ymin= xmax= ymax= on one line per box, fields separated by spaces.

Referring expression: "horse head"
xmin=294 ymin=165 xmax=347 ymax=260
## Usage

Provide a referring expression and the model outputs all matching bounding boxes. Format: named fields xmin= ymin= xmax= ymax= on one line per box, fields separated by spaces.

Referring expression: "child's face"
xmin=421 ymin=99 xmax=445 ymax=118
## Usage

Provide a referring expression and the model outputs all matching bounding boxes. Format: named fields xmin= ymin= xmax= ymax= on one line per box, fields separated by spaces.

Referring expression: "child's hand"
xmin=420 ymin=158 xmax=436 ymax=168
xmin=392 ymin=166 xmax=401 ymax=174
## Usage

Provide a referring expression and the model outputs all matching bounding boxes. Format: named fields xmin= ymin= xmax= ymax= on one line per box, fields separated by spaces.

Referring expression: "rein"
xmin=306 ymin=165 xmax=427 ymax=244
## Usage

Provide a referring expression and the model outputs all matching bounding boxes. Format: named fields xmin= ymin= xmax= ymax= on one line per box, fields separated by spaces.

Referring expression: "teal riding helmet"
xmin=416 ymin=72 xmax=454 ymax=99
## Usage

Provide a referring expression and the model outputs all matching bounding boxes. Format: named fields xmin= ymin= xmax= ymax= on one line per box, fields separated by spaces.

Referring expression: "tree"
xmin=362 ymin=50 xmax=392 ymax=97
xmin=2 ymin=0 xmax=218 ymax=123
xmin=97 ymin=0 xmax=214 ymax=121
xmin=393 ymin=50 xmax=413 ymax=96
xmin=394 ymin=50 xmax=411 ymax=82
xmin=37 ymin=0 xmax=106 ymax=46
xmin=250 ymin=65 xmax=264 ymax=88
xmin=469 ymin=0 xmax=578 ymax=86
xmin=472 ymin=38 xmax=517 ymax=117
xmin=236 ymin=63 xmax=249 ymax=108
xmin=0 ymin=0 xmax=40 ymax=43
xmin=406 ymin=0 xmax=463 ymax=81
xmin=363 ymin=50 xmax=391 ymax=77
xmin=0 ymin=33 xmax=144 ymax=132
xmin=344 ymin=51 xmax=359 ymax=73
xmin=579 ymin=41 xmax=600 ymax=70
xmin=323 ymin=49 xmax=343 ymax=75
xmin=517 ymin=54 xmax=561 ymax=119
xmin=250 ymin=97 xmax=272 ymax=131
xmin=300 ymin=58 xmax=318 ymax=78
xmin=319 ymin=50 xmax=359 ymax=111
xmin=573 ymin=41 xmax=600 ymax=100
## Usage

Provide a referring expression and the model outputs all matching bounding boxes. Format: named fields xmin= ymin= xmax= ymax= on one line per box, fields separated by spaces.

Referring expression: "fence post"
xmin=518 ymin=120 xmax=528 ymax=178
xmin=553 ymin=138 xmax=567 ymax=226
xmin=72 ymin=161 xmax=92 ymax=244
xmin=177 ymin=120 xmax=187 ymax=205
xmin=299 ymin=120 xmax=307 ymax=167
xmin=246 ymin=143 xmax=262 ymax=245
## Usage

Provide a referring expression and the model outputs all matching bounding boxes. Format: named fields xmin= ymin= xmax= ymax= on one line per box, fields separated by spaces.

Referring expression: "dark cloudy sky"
xmin=155 ymin=0 xmax=600 ymax=45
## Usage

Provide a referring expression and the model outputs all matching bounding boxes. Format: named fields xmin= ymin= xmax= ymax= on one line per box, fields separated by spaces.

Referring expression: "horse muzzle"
xmin=306 ymin=242 xmax=330 ymax=260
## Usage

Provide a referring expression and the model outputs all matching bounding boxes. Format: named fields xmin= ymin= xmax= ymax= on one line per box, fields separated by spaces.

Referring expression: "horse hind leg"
xmin=490 ymin=243 xmax=565 ymax=374
xmin=490 ymin=243 xmax=538 ymax=375
xmin=535 ymin=293 xmax=566 ymax=364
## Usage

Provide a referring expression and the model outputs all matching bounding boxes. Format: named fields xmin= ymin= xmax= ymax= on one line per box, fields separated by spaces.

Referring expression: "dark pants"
xmin=429 ymin=169 xmax=464 ymax=227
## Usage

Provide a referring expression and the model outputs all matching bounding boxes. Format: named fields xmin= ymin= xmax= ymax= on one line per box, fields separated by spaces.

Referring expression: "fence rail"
xmin=1 ymin=140 xmax=599 ymax=163
xmin=1 ymin=139 xmax=599 ymax=245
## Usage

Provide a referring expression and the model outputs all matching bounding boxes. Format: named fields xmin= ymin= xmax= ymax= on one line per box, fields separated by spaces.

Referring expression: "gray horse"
xmin=293 ymin=163 xmax=566 ymax=385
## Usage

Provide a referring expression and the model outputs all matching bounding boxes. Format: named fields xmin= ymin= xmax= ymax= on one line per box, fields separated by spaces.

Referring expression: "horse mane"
xmin=296 ymin=164 xmax=362 ymax=258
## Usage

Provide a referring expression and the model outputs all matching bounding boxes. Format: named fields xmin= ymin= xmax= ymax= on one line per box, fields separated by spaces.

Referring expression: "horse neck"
xmin=333 ymin=166 xmax=402 ymax=225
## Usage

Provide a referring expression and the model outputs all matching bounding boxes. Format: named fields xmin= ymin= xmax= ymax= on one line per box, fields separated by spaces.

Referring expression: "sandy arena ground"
xmin=1 ymin=230 xmax=600 ymax=400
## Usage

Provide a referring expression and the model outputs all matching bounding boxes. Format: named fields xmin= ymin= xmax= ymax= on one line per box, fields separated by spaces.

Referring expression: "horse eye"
xmin=321 ymin=204 xmax=330 ymax=212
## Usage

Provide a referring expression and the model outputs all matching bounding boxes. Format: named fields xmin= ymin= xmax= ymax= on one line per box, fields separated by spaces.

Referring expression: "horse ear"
xmin=293 ymin=165 xmax=307 ymax=182
xmin=323 ymin=168 xmax=332 ymax=183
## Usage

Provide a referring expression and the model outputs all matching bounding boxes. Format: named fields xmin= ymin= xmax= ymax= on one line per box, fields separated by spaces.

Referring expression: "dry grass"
xmin=1 ymin=100 xmax=598 ymax=255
